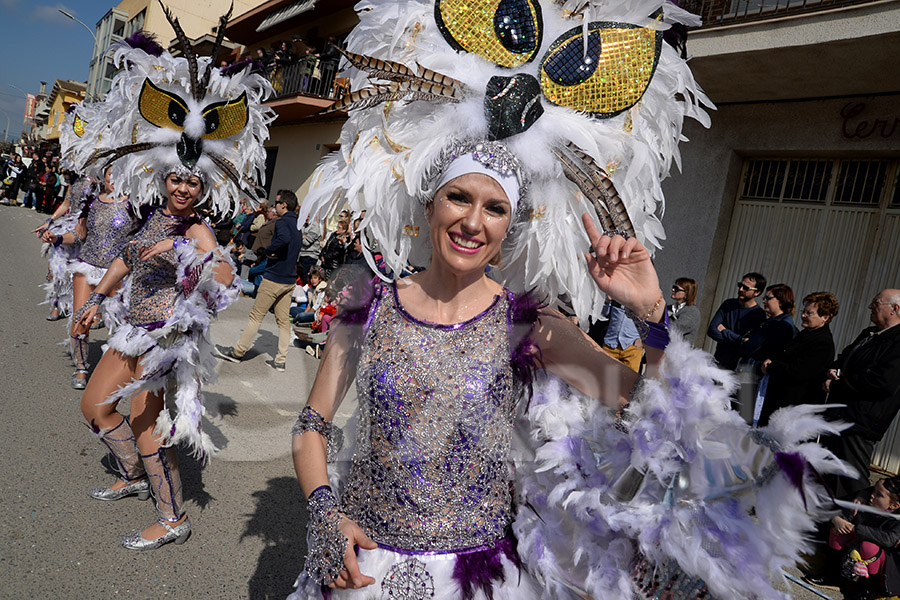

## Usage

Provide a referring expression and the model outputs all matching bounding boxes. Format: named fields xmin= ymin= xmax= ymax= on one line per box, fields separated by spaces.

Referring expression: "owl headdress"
xmin=63 ymin=4 xmax=275 ymax=217
xmin=299 ymin=0 xmax=712 ymax=323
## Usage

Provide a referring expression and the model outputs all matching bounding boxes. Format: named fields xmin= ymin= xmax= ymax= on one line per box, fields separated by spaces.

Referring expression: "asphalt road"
xmin=0 ymin=202 xmax=842 ymax=599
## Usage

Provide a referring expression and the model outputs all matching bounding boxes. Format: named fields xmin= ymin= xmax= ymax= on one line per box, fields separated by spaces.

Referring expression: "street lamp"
xmin=7 ymin=84 xmax=33 ymax=128
xmin=58 ymin=9 xmax=97 ymax=43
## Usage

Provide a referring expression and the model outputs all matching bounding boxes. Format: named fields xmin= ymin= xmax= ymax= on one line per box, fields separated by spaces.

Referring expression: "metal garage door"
xmin=707 ymin=157 xmax=900 ymax=472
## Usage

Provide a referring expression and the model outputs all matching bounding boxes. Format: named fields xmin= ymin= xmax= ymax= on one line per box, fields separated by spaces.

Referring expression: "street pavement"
xmin=0 ymin=202 xmax=841 ymax=599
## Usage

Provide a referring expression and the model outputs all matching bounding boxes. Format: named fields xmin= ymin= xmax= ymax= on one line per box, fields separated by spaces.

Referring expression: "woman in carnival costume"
xmin=288 ymin=0 xmax=856 ymax=598
xmin=32 ymin=173 xmax=95 ymax=323
xmin=69 ymin=9 xmax=274 ymax=550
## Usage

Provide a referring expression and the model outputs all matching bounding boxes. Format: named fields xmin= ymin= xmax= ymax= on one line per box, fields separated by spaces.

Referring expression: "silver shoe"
xmin=122 ymin=517 xmax=191 ymax=551
xmin=89 ymin=479 xmax=151 ymax=502
xmin=72 ymin=370 xmax=89 ymax=390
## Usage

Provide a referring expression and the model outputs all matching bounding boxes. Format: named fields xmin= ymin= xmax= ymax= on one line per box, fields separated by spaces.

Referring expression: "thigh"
xmin=80 ymin=349 xmax=139 ymax=426
xmin=249 ymin=279 xmax=279 ymax=319
xmin=274 ymin=284 xmax=293 ymax=325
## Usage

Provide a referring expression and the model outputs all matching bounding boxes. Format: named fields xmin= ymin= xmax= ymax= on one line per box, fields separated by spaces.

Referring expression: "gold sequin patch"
xmin=403 ymin=225 xmax=419 ymax=237
xmin=73 ymin=115 xmax=86 ymax=138
xmin=540 ymin=18 xmax=662 ymax=118
xmin=435 ymin=0 xmax=542 ymax=68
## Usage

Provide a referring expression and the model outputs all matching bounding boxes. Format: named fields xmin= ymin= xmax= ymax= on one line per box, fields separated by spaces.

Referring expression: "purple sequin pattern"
xmin=342 ymin=284 xmax=517 ymax=552
xmin=123 ymin=209 xmax=190 ymax=326
xmin=79 ymin=199 xmax=136 ymax=269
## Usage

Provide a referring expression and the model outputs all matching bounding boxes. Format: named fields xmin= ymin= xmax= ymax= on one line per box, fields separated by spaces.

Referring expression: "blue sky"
xmin=0 ymin=0 xmax=114 ymax=140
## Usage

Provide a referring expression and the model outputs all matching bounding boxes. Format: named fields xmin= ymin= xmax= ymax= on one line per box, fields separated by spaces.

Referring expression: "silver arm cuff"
xmin=305 ymin=485 xmax=348 ymax=585
xmin=291 ymin=406 xmax=344 ymax=463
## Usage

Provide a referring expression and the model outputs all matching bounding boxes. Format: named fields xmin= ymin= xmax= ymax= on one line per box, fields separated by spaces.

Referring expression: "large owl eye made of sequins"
xmin=138 ymin=79 xmax=188 ymax=131
xmin=73 ymin=115 xmax=86 ymax=138
xmin=200 ymin=93 xmax=249 ymax=140
xmin=540 ymin=17 xmax=662 ymax=118
xmin=435 ymin=0 xmax=543 ymax=68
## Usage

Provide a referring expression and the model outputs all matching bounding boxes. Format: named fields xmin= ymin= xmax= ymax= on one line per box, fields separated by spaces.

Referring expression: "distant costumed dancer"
xmin=47 ymin=106 xmax=138 ymax=389
xmin=65 ymin=3 xmax=274 ymax=551
xmin=287 ymin=1 xmax=855 ymax=599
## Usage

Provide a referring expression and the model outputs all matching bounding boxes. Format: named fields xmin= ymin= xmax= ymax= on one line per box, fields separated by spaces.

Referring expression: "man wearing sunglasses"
xmin=706 ymin=272 xmax=767 ymax=370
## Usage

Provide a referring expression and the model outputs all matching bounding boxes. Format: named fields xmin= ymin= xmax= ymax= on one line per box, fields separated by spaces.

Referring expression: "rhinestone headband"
xmin=426 ymin=139 xmax=529 ymax=224
xmin=164 ymin=165 xmax=207 ymax=187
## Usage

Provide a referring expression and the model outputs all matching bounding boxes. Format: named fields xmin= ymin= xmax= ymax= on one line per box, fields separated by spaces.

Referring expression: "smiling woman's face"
xmin=165 ymin=173 xmax=203 ymax=214
xmin=427 ymin=172 xmax=510 ymax=276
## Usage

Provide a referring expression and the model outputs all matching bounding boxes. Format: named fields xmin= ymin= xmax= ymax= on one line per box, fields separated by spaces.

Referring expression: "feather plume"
xmin=337 ymin=47 xmax=465 ymax=96
xmin=553 ymin=143 xmax=636 ymax=238
xmin=157 ymin=0 xmax=202 ymax=101
xmin=198 ymin=2 xmax=234 ymax=94
xmin=84 ymin=142 xmax=160 ymax=169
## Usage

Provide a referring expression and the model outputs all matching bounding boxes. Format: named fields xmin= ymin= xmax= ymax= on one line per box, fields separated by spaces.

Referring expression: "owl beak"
xmin=176 ymin=133 xmax=204 ymax=171
xmin=484 ymin=73 xmax=544 ymax=141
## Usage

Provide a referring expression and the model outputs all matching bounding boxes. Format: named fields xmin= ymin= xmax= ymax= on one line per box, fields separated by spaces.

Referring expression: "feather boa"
xmin=101 ymin=241 xmax=240 ymax=460
xmin=513 ymin=334 xmax=855 ymax=600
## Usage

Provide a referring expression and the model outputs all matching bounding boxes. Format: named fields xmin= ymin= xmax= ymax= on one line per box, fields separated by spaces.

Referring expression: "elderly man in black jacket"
xmin=217 ymin=190 xmax=301 ymax=372
xmin=824 ymin=288 xmax=900 ymax=498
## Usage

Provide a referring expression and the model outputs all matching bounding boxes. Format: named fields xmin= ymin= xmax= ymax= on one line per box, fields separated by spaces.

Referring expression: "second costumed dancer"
xmin=64 ymin=6 xmax=275 ymax=550
xmin=287 ymin=0 xmax=855 ymax=599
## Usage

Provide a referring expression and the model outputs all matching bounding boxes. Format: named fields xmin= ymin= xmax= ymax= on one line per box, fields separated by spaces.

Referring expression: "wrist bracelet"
xmin=52 ymin=235 xmax=63 ymax=247
xmin=72 ymin=292 xmax=105 ymax=325
xmin=643 ymin=310 xmax=670 ymax=350
xmin=292 ymin=406 xmax=344 ymax=462
xmin=305 ymin=485 xmax=348 ymax=585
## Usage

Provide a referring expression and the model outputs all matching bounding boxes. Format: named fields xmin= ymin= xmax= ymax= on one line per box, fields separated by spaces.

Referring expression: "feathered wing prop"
xmin=100 ymin=242 xmax=240 ymax=460
xmin=513 ymin=336 xmax=855 ymax=600
xmin=299 ymin=0 xmax=713 ymax=323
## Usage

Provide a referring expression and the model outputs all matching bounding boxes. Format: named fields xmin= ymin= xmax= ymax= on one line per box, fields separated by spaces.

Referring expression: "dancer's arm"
xmin=292 ymin=322 xmax=376 ymax=589
xmin=32 ymin=197 xmax=72 ymax=235
xmin=535 ymin=215 xmax=666 ymax=406
xmin=72 ymin=257 xmax=131 ymax=334
xmin=138 ymin=222 xmax=235 ymax=287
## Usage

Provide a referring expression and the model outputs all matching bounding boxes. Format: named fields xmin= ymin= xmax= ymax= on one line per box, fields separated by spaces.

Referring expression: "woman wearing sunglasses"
xmin=668 ymin=278 xmax=700 ymax=343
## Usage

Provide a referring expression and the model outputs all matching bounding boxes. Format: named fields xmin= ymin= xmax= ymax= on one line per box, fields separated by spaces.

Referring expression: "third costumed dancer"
xmin=65 ymin=7 xmax=274 ymax=550
xmin=287 ymin=0 xmax=855 ymax=599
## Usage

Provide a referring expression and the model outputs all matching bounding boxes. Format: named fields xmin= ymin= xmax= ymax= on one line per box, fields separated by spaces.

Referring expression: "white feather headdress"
xmin=62 ymin=6 xmax=275 ymax=218
xmin=298 ymin=0 xmax=712 ymax=323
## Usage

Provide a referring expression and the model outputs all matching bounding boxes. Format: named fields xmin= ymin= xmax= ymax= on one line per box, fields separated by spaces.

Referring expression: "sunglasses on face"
xmin=672 ymin=286 xmax=685 ymax=293
xmin=763 ymin=295 xmax=775 ymax=302
xmin=737 ymin=282 xmax=757 ymax=292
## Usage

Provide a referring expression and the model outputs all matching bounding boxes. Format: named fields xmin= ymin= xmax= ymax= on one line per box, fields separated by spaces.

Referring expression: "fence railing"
xmin=681 ymin=0 xmax=875 ymax=27
xmin=267 ymin=56 xmax=346 ymax=100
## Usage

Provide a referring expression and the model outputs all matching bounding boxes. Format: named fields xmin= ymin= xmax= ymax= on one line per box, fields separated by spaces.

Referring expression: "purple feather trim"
xmin=335 ymin=275 xmax=381 ymax=326
xmin=775 ymin=451 xmax=808 ymax=509
xmin=508 ymin=291 xmax=544 ymax=391
xmin=220 ymin=58 xmax=267 ymax=77
xmin=124 ymin=31 xmax=164 ymax=57
xmin=451 ymin=536 xmax=520 ymax=600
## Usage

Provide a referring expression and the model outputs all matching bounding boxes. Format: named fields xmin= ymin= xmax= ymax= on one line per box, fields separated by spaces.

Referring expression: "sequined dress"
xmin=289 ymin=283 xmax=543 ymax=600
xmin=70 ymin=197 xmax=136 ymax=285
xmin=344 ymin=284 xmax=516 ymax=552
xmin=119 ymin=208 xmax=185 ymax=328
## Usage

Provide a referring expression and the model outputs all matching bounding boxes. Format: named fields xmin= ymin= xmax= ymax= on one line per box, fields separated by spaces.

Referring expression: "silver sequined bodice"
xmin=123 ymin=209 xmax=187 ymax=326
xmin=79 ymin=198 xmax=135 ymax=269
xmin=342 ymin=284 xmax=517 ymax=552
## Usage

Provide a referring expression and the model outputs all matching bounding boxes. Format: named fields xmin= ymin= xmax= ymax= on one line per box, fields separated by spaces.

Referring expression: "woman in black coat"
xmin=758 ymin=291 xmax=839 ymax=427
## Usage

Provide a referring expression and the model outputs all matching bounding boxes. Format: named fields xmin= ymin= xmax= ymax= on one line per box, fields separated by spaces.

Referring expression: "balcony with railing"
xmin=261 ymin=55 xmax=350 ymax=123
xmin=682 ymin=0 xmax=882 ymax=27
xmin=680 ymin=0 xmax=900 ymax=103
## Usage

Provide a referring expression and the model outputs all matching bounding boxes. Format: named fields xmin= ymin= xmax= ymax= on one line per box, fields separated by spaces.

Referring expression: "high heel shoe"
xmin=121 ymin=517 xmax=191 ymax=550
xmin=90 ymin=478 xmax=151 ymax=501
xmin=72 ymin=369 xmax=89 ymax=390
